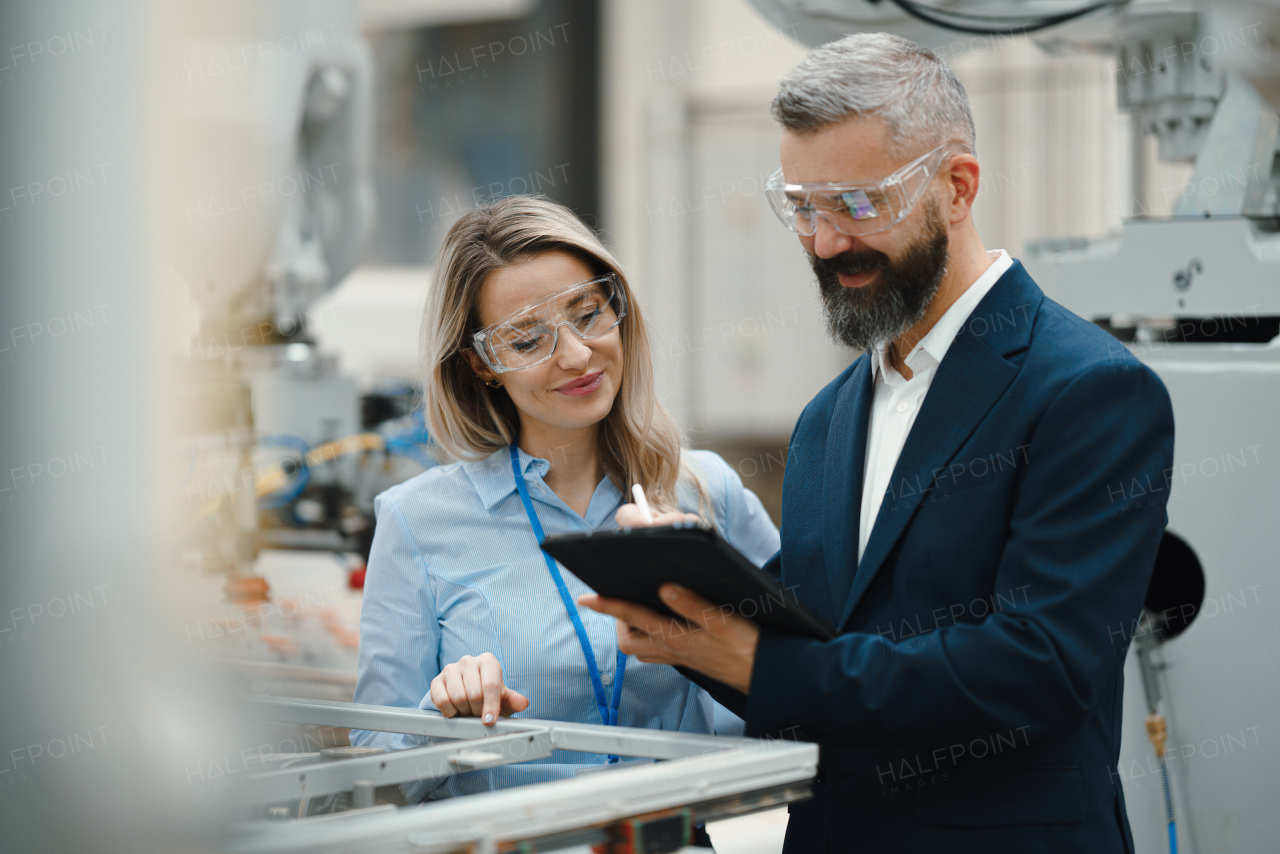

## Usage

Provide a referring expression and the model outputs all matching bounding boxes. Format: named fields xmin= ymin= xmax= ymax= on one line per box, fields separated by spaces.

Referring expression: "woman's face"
xmin=468 ymin=251 xmax=623 ymax=436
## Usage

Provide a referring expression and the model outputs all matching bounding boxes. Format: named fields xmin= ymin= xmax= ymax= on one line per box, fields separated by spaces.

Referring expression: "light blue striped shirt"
xmin=350 ymin=446 xmax=779 ymax=800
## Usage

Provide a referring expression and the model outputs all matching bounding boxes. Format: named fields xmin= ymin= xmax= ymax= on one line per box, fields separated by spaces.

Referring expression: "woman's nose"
xmin=553 ymin=323 xmax=593 ymax=367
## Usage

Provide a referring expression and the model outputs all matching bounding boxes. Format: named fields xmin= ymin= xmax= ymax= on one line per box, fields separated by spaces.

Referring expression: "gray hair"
xmin=771 ymin=32 xmax=976 ymax=157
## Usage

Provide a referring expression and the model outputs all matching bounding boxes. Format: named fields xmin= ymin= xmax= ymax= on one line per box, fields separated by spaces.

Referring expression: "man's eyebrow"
xmin=786 ymin=189 xmax=850 ymax=209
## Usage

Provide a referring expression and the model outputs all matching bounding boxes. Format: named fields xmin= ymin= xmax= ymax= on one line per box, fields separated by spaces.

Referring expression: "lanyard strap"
xmin=510 ymin=444 xmax=627 ymax=735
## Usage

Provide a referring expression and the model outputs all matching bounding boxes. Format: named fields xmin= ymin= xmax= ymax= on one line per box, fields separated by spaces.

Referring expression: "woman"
xmin=350 ymin=196 xmax=778 ymax=800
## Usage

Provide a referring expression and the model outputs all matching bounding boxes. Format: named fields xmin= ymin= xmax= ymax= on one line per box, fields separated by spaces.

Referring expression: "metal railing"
xmin=231 ymin=695 xmax=818 ymax=854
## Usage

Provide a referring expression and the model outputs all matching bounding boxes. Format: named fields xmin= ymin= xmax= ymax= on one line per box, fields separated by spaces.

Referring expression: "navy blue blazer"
xmin=701 ymin=262 xmax=1174 ymax=853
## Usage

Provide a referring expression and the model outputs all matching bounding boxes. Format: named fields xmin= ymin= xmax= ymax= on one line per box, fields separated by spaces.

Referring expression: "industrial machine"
xmin=744 ymin=1 xmax=1280 ymax=851
xmin=174 ymin=2 xmax=436 ymax=597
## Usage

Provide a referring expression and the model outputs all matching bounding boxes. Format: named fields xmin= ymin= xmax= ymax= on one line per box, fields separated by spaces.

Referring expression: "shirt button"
xmin=896 ymin=401 xmax=911 ymax=413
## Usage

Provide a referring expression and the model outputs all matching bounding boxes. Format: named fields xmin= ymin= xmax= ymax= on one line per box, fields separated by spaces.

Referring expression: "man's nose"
xmin=809 ymin=213 xmax=853 ymax=259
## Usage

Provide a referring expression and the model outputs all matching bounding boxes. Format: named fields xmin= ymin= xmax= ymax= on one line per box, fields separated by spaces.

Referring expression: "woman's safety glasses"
xmin=764 ymin=142 xmax=962 ymax=237
xmin=470 ymin=273 xmax=626 ymax=373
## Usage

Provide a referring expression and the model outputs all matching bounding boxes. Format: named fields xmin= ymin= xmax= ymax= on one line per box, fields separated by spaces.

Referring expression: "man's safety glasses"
xmin=764 ymin=142 xmax=963 ymax=237
xmin=470 ymin=274 xmax=626 ymax=373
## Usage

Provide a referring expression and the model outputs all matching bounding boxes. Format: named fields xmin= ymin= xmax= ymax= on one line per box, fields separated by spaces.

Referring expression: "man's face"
xmin=779 ymin=117 xmax=951 ymax=352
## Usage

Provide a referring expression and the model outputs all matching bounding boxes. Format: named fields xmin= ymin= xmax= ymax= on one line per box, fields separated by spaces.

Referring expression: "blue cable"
xmin=383 ymin=409 xmax=437 ymax=470
xmin=256 ymin=434 xmax=311 ymax=510
xmin=1160 ymin=760 xmax=1177 ymax=854
xmin=383 ymin=437 xmax=436 ymax=470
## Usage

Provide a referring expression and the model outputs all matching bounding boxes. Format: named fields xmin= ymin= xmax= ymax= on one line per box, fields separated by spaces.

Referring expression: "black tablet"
xmin=541 ymin=524 xmax=835 ymax=641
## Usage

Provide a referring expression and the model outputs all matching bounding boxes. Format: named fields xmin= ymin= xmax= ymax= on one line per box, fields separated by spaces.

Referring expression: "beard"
xmin=810 ymin=199 xmax=950 ymax=353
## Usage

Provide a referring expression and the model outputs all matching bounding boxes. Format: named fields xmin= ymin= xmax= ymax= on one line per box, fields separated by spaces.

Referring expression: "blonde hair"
xmin=421 ymin=195 xmax=710 ymax=519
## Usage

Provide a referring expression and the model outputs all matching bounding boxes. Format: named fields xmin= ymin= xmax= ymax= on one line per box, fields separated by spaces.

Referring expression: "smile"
xmin=838 ymin=269 xmax=879 ymax=289
xmin=554 ymin=371 xmax=604 ymax=397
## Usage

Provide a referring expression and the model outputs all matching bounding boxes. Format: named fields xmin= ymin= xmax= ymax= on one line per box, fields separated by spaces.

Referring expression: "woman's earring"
xmin=486 ymin=378 xmax=501 ymax=389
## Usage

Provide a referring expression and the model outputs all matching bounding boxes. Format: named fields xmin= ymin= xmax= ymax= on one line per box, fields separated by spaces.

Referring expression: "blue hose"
xmin=256 ymin=434 xmax=311 ymax=510
xmin=382 ymin=409 xmax=437 ymax=470
xmin=384 ymin=437 xmax=436 ymax=469
xmin=1160 ymin=759 xmax=1177 ymax=854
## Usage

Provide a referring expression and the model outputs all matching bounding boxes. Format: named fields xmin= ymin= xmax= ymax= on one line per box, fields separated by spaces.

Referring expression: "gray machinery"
xmin=746 ymin=1 xmax=1280 ymax=851
xmin=174 ymin=2 xmax=432 ymax=587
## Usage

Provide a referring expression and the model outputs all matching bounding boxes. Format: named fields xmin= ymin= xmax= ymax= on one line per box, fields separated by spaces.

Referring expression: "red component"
xmin=348 ymin=565 xmax=367 ymax=589
xmin=590 ymin=808 xmax=692 ymax=854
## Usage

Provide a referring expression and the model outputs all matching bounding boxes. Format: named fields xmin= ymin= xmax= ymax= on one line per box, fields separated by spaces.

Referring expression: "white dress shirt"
xmin=857 ymin=249 xmax=1013 ymax=564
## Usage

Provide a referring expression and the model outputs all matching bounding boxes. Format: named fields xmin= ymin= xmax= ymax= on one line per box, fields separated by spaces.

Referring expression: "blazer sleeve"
xmin=746 ymin=361 xmax=1175 ymax=748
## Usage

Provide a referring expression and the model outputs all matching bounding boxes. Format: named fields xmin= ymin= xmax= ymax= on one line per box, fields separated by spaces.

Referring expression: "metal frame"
xmin=231 ymin=695 xmax=818 ymax=854
xmin=240 ymin=730 xmax=557 ymax=804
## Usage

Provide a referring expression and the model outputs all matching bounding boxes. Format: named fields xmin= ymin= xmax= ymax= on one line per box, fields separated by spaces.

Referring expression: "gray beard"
xmin=811 ymin=203 xmax=950 ymax=353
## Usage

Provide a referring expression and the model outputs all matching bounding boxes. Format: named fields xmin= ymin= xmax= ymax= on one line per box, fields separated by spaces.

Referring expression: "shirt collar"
xmin=871 ymin=249 xmax=1012 ymax=383
xmin=464 ymin=445 xmax=551 ymax=511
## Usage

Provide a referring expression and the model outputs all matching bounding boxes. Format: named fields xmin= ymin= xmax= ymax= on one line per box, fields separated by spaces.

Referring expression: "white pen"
xmin=631 ymin=483 xmax=655 ymax=525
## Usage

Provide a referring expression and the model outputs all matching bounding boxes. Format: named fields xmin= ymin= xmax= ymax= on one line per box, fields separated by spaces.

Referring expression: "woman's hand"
xmin=615 ymin=504 xmax=700 ymax=528
xmin=429 ymin=652 xmax=529 ymax=725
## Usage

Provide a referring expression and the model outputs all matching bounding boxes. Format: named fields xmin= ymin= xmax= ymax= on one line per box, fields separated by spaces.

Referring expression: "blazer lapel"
xmin=822 ymin=356 xmax=874 ymax=611
xmin=836 ymin=263 xmax=1043 ymax=629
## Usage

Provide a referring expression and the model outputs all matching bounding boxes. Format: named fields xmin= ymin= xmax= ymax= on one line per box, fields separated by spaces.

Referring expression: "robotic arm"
xmin=746 ymin=0 xmax=1280 ymax=321
xmin=172 ymin=3 xmax=375 ymax=343
xmin=747 ymin=0 xmax=1280 ymax=217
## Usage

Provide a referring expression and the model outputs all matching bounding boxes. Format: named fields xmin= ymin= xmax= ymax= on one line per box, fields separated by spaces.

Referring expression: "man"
xmin=581 ymin=32 xmax=1174 ymax=853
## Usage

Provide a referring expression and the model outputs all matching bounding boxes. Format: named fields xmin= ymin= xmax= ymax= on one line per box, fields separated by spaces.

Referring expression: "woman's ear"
xmin=460 ymin=348 xmax=496 ymax=383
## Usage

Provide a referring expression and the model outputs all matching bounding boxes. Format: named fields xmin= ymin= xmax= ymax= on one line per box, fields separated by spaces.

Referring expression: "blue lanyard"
xmin=510 ymin=444 xmax=627 ymax=757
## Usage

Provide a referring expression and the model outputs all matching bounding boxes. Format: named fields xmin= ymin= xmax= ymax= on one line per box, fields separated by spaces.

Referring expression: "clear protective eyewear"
xmin=470 ymin=273 xmax=626 ymax=373
xmin=765 ymin=142 xmax=963 ymax=237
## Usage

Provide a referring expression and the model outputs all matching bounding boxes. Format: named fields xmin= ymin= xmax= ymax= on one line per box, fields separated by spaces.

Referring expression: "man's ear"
xmin=460 ymin=348 xmax=496 ymax=383
xmin=945 ymin=153 xmax=980 ymax=224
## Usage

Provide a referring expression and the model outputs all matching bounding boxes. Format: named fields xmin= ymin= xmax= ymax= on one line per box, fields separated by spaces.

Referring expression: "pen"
xmin=631 ymin=483 xmax=655 ymax=525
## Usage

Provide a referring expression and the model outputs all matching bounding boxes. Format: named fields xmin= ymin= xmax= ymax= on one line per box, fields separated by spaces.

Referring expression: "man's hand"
xmin=429 ymin=652 xmax=530 ymax=725
xmin=578 ymin=583 xmax=760 ymax=694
